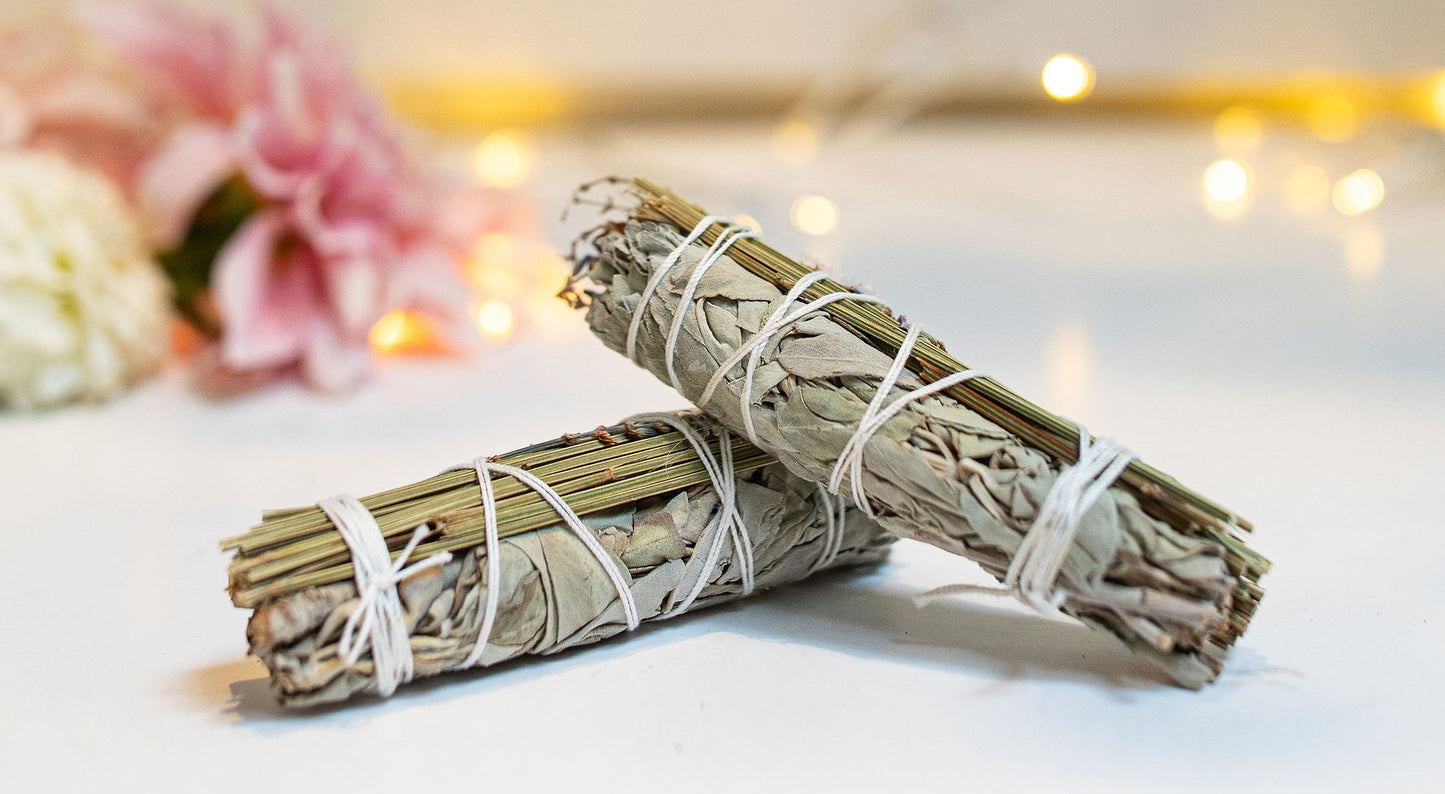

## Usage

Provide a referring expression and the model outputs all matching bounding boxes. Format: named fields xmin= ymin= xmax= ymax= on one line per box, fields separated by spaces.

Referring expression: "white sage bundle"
xmin=568 ymin=178 xmax=1269 ymax=688
xmin=225 ymin=412 xmax=893 ymax=706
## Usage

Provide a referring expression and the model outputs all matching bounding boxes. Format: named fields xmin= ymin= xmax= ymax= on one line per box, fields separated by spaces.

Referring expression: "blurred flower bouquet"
xmin=0 ymin=150 xmax=170 ymax=409
xmin=1 ymin=2 xmax=520 ymax=405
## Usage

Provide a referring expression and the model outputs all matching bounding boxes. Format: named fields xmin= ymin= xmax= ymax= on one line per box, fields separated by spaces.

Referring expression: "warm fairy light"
xmin=1332 ymin=169 xmax=1384 ymax=216
xmin=1204 ymin=160 xmax=1250 ymax=202
xmin=521 ymin=247 xmax=580 ymax=342
xmin=470 ymin=263 xmax=523 ymax=298
xmin=1047 ymin=320 xmax=1093 ymax=415
xmin=369 ymin=309 xmax=408 ymax=352
xmin=528 ymin=246 xmax=573 ymax=292
xmin=475 ymin=299 xmax=515 ymax=341
xmin=1041 ymin=54 xmax=1094 ymax=102
xmin=733 ymin=214 xmax=762 ymax=233
xmin=1213 ymin=105 xmax=1263 ymax=151
xmin=467 ymin=233 xmax=575 ymax=342
xmin=468 ymin=232 xmax=525 ymax=296
xmin=773 ymin=120 xmax=818 ymax=165
xmin=472 ymin=231 xmax=521 ymax=264
xmin=790 ymin=195 xmax=839 ymax=236
xmin=1306 ymin=94 xmax=1358 ymax=142
xmin=1343 ymin=225 xmax=1384 ymax=279
xmin=1432 ymin=72 xmax=1445 ymax=127
xmin=472 ymin=130 xmax=534 ymax=188
xmin=369 ymin=310 xmax=440 ymax=355
xmin=1202 ymin=159 xmax=1252 ymax=218
xmin=1285 ymin=165 xmax=1332 ymax=215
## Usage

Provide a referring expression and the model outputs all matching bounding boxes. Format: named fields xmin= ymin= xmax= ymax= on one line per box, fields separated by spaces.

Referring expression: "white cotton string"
xmin=626 ymin=413 xmax=755 ymax=618
xmin=732 ymin=271 xmax=831 ymax=443
xmin=808 ymin=484 xmax=849 ymax=573
xmin=448 ymin=460 xmax=641 ymax=669
xmin=630 ymin=413 xmax=753 ymax=596
xmin=825 ymin=323 xmax=988 ymax=518
xmin=663 ymin=224 xmax=758 ymax=393
xmin=696 ymin=287 xmax=890 ymax=442
xmin=697 ymin=286 xmax=885 ymax=409
xmin=645 ymin=229 xmax=887 ymax=443
xmin=828 ymin=322 xmax=925 ymax=513
xmin=830 ymin=365 xmax=989 ymax=516
xmin=626 ymin=214 xmax=727 ymax=364
xmin=913 ymin=426 xmax=1136 ymax=617
xmin=1003 ymin=429 xmax=1135 ymax=614
xmin=318 ymin=494 xmax=452 ymax=697
xmin=456 ymin=458 xmax=502 ymax=669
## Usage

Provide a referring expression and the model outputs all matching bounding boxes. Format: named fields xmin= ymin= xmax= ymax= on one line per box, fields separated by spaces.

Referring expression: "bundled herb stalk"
xmin=224 ymin=412 xmax=893 ymax=706
xmin=567 ymin=178 xmax=1269 ymax=688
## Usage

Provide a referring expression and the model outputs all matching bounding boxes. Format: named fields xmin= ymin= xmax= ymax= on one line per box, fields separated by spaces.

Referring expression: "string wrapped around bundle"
xmin=565 ymin=177 xmax=1270 ymax=688
xmin=223 ymin=412 xmax=894 ymax=706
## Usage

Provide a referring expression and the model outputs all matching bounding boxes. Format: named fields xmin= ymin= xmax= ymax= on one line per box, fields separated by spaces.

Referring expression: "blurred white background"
xmin=11 ymin=1 xmax=1445 ymax=87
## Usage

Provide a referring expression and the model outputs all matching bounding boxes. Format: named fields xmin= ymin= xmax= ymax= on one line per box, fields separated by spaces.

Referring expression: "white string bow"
xmin=317 ymin=494 xmax=452 ymax=697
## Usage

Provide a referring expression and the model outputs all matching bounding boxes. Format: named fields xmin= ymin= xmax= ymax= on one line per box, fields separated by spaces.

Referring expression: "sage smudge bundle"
xmin=224 ymin=412 xmax=893 ymax=706
xmin=566 ymin=178 xmax=1269 ymax=688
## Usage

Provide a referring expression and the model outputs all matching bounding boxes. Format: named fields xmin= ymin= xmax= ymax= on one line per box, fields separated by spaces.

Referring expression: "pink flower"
xmin=0 ymin=13 xmax=170 ymax=188
xmin=81 ymin=1 xmax=483 ymax=391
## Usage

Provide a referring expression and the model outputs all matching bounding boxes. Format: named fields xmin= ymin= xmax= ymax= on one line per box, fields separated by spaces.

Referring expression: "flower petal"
xmin=137 ymin=122 xmax=236 ymax=248
xmin=300 ymin=322 xmax=370 ymax=391
xmin=0 ymin=81 xmax=30 ymax=145
xmin=324 ymin=253 xmax=382 ymax=336
xmin=212 ymin=210 xmax=319 ymax=369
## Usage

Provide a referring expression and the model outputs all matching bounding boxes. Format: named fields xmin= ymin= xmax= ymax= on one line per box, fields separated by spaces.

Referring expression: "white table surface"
xmin=3 ymin=119 xmax=1442 ymax=792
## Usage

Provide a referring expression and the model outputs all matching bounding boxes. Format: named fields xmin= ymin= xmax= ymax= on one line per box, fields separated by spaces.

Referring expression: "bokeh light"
xmin=472 ymin=130 xmax=534 ymax=188
xmin=733 ymin=214 xmax=762 ymax=233
xmin=1306 ymin=94 xmax=1358 ymax=142
xmin=369 ymin=310 xmax=441 ymax=355
xmin=791 ymin=195 xmax=839 ymax=236
xmin=532 ymin=248 xmax=574 ymax=291
xmin=475 ymin=299 xmax=515 ymax=342
xmin=1047 ymin=320 xmax=1094 ymax=415
xmin=1204 ymin=160 xmax=1250 ymax=202
xmin=1285 ymin=165 xmax=1332 ymax=215
xmin=468 ymin=232 xmax=525 ymax=296
xmin=520 ymin=252 xmax=580 ymax=342
xmin=1332 ymin=169 xmax=1384 ymax=216
xmin=1202 ymin=158 xmax=1252 ymax=218
xmin=1042 ymin=54 xmax=1094 ymax=101
xmin=1343 ymin=225 xmax=1384 ymax=279
xmin=465 ymin=232 xmax=578 ymax=343
xmin=773 ymin=120 xmax=819 ymax=165
xmin=1213 ymin=105 xmax=1264 ymax=151
xmin=369 ymin=309 xmax=408 ymax=352
xmin=1432 ymin=72 xmax=1445 ymax=127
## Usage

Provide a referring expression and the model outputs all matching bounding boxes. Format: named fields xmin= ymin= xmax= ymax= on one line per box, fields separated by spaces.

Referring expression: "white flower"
xmin=0 ymin=150 xmax=170 ymax=410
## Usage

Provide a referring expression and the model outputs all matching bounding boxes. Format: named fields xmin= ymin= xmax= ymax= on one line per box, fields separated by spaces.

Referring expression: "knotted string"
xmin=450 ymin=460 xmax=641 ymax=669
xmin=695 ymin=280 xmax=889 ymax=442
xmin=317 ymin=494 xmax=452 ymax=697
xmin=914 ymin=427 xmax=1136 ymax=616
xmin=625 ymin=413 xmax=755 ymax=618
